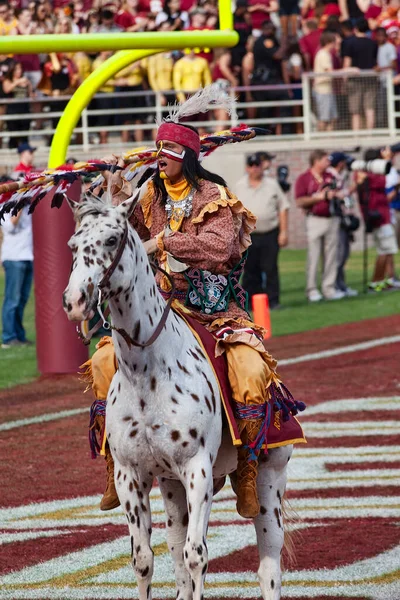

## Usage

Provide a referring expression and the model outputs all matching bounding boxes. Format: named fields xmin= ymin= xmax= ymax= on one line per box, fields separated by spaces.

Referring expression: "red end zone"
xmin=1 ymin=315 xmax=399 ymax=600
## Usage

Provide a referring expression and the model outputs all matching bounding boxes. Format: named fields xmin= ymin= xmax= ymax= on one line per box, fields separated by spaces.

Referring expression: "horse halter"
xmin=77 ymin=225 xmax=176 ymax=348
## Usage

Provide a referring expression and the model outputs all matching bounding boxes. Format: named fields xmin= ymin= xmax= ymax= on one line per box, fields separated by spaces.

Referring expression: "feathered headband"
xmin=0 ymin=86 xmax=266 ymax=222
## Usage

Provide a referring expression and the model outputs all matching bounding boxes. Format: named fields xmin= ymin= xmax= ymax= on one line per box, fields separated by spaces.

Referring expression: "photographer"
xmin=295 ymin=149 xmax=344 ymax=302
xmin=356 ymin=148 xmax=399 ymax=291
xmin=327 ymin=152 xmax=359 ymax=297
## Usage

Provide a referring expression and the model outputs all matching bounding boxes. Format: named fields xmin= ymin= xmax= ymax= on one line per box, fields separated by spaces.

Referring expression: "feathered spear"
xmin=0 ymin=80 xmax=268 ymax=224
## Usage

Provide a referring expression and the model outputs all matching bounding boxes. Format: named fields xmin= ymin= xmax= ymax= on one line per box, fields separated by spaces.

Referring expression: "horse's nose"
xmin=62 ymin=291 xmax=72 ymax=313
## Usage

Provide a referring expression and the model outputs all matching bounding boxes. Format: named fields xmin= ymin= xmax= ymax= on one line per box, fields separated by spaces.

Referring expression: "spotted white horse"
xmin=63 ymin=193 xmax=293 ymax=600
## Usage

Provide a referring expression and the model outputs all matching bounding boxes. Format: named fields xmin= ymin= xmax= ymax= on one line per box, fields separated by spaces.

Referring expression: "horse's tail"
xmin=282 ymin=494 xmax=302 ymax=570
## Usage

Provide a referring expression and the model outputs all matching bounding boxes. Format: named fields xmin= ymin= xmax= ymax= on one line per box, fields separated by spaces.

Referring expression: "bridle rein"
xmin=77 ymin=225 xmax=176 ymax=348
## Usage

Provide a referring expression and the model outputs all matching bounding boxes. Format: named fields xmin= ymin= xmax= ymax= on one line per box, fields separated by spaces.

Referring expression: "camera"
xmin=348 ymin=158 xmax=391 ymax=175
xmin=325 ymin=180 xmax=360 ymax=234
xmin=277 ymin=165 xmax=291 ymax=192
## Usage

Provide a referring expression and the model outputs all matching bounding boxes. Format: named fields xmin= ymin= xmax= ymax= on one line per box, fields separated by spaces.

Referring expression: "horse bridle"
xmin=77 ymin=225 xmax=176 ymax=348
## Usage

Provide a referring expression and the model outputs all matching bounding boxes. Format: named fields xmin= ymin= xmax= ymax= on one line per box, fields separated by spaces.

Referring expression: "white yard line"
xmin=0 ymin=408 xmax=87 ymax=432
xmin=2 ymin=334 xmax=400 ymax=433
xmin=279 ymin=334 xmax=400 ymax=366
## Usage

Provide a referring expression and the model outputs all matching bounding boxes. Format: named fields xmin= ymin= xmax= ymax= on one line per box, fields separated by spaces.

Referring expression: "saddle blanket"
xmin=176 ymin=309 xmax=306 ymax=449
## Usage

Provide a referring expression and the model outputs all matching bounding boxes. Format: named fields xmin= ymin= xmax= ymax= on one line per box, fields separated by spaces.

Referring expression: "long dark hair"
xmin=151 ymin=125 xmax=227 ymax=204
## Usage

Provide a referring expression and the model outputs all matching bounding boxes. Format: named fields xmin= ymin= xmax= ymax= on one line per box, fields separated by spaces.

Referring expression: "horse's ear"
xmin=66 ymin=196 xmax=80 ymax=217
xmin=117 ymin=190 xmax=140 ymax=220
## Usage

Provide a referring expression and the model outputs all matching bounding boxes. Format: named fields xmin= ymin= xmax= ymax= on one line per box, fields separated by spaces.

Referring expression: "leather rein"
xmin=77 ymin=225 xmax=176 ymax=348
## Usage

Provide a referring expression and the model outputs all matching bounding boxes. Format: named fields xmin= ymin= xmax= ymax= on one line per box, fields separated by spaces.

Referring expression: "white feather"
xmin=156 ymin=83 xmax=237 ymax=125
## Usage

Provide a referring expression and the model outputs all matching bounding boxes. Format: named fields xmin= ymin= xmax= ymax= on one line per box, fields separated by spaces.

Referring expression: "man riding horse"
xmin=85 ymin=86 xmax=302 ymax=519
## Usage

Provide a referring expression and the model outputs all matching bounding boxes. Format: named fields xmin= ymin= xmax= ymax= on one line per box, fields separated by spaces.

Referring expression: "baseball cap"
xmin=329 ymin=151 xmax=348 ymax=167
xmin=246 ymin=153 xmax=262 ymax=166
xmin=18 ymin=142 xmax=36 ymax=154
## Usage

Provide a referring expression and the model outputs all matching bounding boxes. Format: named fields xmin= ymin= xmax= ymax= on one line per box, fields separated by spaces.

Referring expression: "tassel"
xmin=88 ymin=399 xmax=107 ymax=459
xmin=247 ymin=403 xmax=271 ymax=460
xmin=269 ymin=381 xmax=306 ymax=421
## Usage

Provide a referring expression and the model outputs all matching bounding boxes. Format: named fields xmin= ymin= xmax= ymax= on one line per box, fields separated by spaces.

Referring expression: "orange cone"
xmin=251 ymin=294 xmax=272 ymax=339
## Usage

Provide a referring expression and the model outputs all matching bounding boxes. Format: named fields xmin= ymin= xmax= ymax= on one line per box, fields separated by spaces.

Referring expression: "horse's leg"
xmin=182 ymin=454 xmax=214 ymax=600
xmin=115 ymin=460 xmax=154 ymax=600
xmin=159 ymin=478 xmax=192 ymax=600
xmin=254 ymin=445 xmax=293 ymax=600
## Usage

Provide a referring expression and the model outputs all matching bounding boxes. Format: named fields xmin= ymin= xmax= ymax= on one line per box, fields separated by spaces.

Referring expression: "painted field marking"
xmin=279 ymin=334 xmax=400 ymax=366
xmin=0 ymin=408 xmax=87 ymax=432
xmin=2 ymin=335 xmax=400 ymax=433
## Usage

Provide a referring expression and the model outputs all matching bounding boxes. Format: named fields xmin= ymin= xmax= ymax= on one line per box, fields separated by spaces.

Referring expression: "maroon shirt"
xmin=359 ymin=174 xmax=390 ymax=228
xmin=299 ymin=29 xmax=322 ymax=68
xmin=295 ymin=169 xmax=333 ymax=217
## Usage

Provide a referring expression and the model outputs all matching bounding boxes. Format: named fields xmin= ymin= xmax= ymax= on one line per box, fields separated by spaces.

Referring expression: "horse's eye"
xmin=105 ymin=236 xmax=117 ymax=247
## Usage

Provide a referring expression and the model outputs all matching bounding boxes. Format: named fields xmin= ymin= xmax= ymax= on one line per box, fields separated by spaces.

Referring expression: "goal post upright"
xmin=1 ymin=0 xmax=237 ymax=374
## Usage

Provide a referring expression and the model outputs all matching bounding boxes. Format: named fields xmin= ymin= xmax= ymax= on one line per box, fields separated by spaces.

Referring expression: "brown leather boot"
xmin=235 ymin=418 xmax=263 ymax=519
xmin=100 ymin=444 xmax=120 ymax=511
xmin=91 ymin=414 xmax=120 ymax=511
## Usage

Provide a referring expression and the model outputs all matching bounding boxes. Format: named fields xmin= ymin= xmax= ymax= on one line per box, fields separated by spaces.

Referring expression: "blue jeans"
xmin=1 ymin=260 xmax=33 ymax=344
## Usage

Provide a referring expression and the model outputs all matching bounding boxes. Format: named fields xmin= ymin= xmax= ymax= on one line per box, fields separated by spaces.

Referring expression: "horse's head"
xmin=63 ymin=193 xmax=137 ymax=321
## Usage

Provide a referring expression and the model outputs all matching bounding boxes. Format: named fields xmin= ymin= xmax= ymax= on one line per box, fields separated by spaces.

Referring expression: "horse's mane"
xmin=74 ymin=193 xmax=113 ymax=221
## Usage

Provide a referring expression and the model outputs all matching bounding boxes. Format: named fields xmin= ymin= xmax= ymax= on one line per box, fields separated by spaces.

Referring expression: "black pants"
xmin=243 ymin=228 xmax=280 ymax=308
xmin=336 ymin=226 xmax=351 ymax=292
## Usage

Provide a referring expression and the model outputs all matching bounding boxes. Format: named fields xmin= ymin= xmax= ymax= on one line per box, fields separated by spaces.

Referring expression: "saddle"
xmin=177 ymin=309 xmax=306 ymax=450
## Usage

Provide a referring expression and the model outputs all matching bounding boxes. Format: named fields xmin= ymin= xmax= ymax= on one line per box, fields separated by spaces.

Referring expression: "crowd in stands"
xmin=2 ymin=0 xmax=400 ymax=144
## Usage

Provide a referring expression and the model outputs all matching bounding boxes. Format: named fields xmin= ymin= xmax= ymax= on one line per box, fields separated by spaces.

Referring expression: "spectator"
xmin=1 ymin=198 xmax=34 ymax=349
xmin=147 ymin=51 xmax=176 ymax=105
xmin=173 ymin=49 xmax=212 ymax=104
xmin=32 ymin=1 xmax=54 ymax=34
xmin=313 ymin=31 xmax=338 ymax=131
xmin=114 ymin=60 xmax=146 ymax=143
xmin=342 ymin=17 xmax=378 ymax=131
xmin=236 ymin=152 xmax=289 ymax=310
xmin=241 ymin=36 xmax=257 ymax=120
xmin=11 ymin=9 xmax=42 ymax=92
xmin=155 ymin=0 xmax=190 ymax=30
xmin=0 ymin=1 xmax=18 ymax=35
xmin=0 ymin=55 xmax=15 ymax=147
xmin=376 ymin=26 xmax=397 ymax=127
xmin=2 ymin=61 xmax=32 ymax=149
xmin=327 ymin=151 xmax=359 ymax=296
xmin=285 ymin=37 xmax=305 ymax=134
xmin=247 ymin=0 xmax=278 ymax=36
xmin=338 ymin=0 xmax=365 ymax=22
xmin=115 ymin=0 xmax=147 ymax=31
xmin=299 ymin=19 xmax=321 ymax=70
xmin=231 ymin=0 xmax=252 ymax=68
xmin=251 ymin=21 xmax=288 ymax=135
xmin=13 ymin=142 xmax=36 ymax=176
xmin=83 ymin=8 xmax=101 ymax=32
xmin=95 ymin=8 xmax=123 ymax=32
xmin=43 ymin=53 xmax=80 ymax=133
xmin=186 ymin=9 xmax=214 ymax=64
xmin=91 ymin=51 xmax=116 ymax=144
xmin=295 ymin=150 xmax=344 ymax=302
xmin=279 ymin=0 xmax=300 ymax=40
xmin=356 ymin=148 xmax=400 ymax=290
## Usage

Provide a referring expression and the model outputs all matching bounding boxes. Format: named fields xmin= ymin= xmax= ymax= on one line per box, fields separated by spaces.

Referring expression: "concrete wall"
xmin=203 ymin=139 xmax=387 ymax=251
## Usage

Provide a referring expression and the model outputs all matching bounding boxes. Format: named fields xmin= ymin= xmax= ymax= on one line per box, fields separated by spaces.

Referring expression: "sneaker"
xmin=1 ymin=339 xmax=20 ymax=349
xmin=325 ymin=290 xmax=346 ymax=301
xmin=308 ymin=290 xmax=323 ymax=302
xmin=344 ymin=287 xmax=358 ymax=297
xmin=385 ymin=277 xmax=400 ymax=289
xmin=368 ymin=281 xmax=386 ymax=292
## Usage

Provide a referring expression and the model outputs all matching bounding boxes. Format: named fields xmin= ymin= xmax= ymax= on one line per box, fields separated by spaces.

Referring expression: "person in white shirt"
xmin=235 ymin=152 xmax=290 ymax=309
xmin=1 ymin=204 xmax=33 ymax=348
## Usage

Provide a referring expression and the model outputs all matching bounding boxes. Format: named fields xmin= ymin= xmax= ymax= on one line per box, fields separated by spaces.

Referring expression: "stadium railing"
xmin=0 ymin=71 xmax=395 ymax=155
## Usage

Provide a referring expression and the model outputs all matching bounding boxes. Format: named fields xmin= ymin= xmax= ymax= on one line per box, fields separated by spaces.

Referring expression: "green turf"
xmin=1 ymin=249 xmax=399 ymax=388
